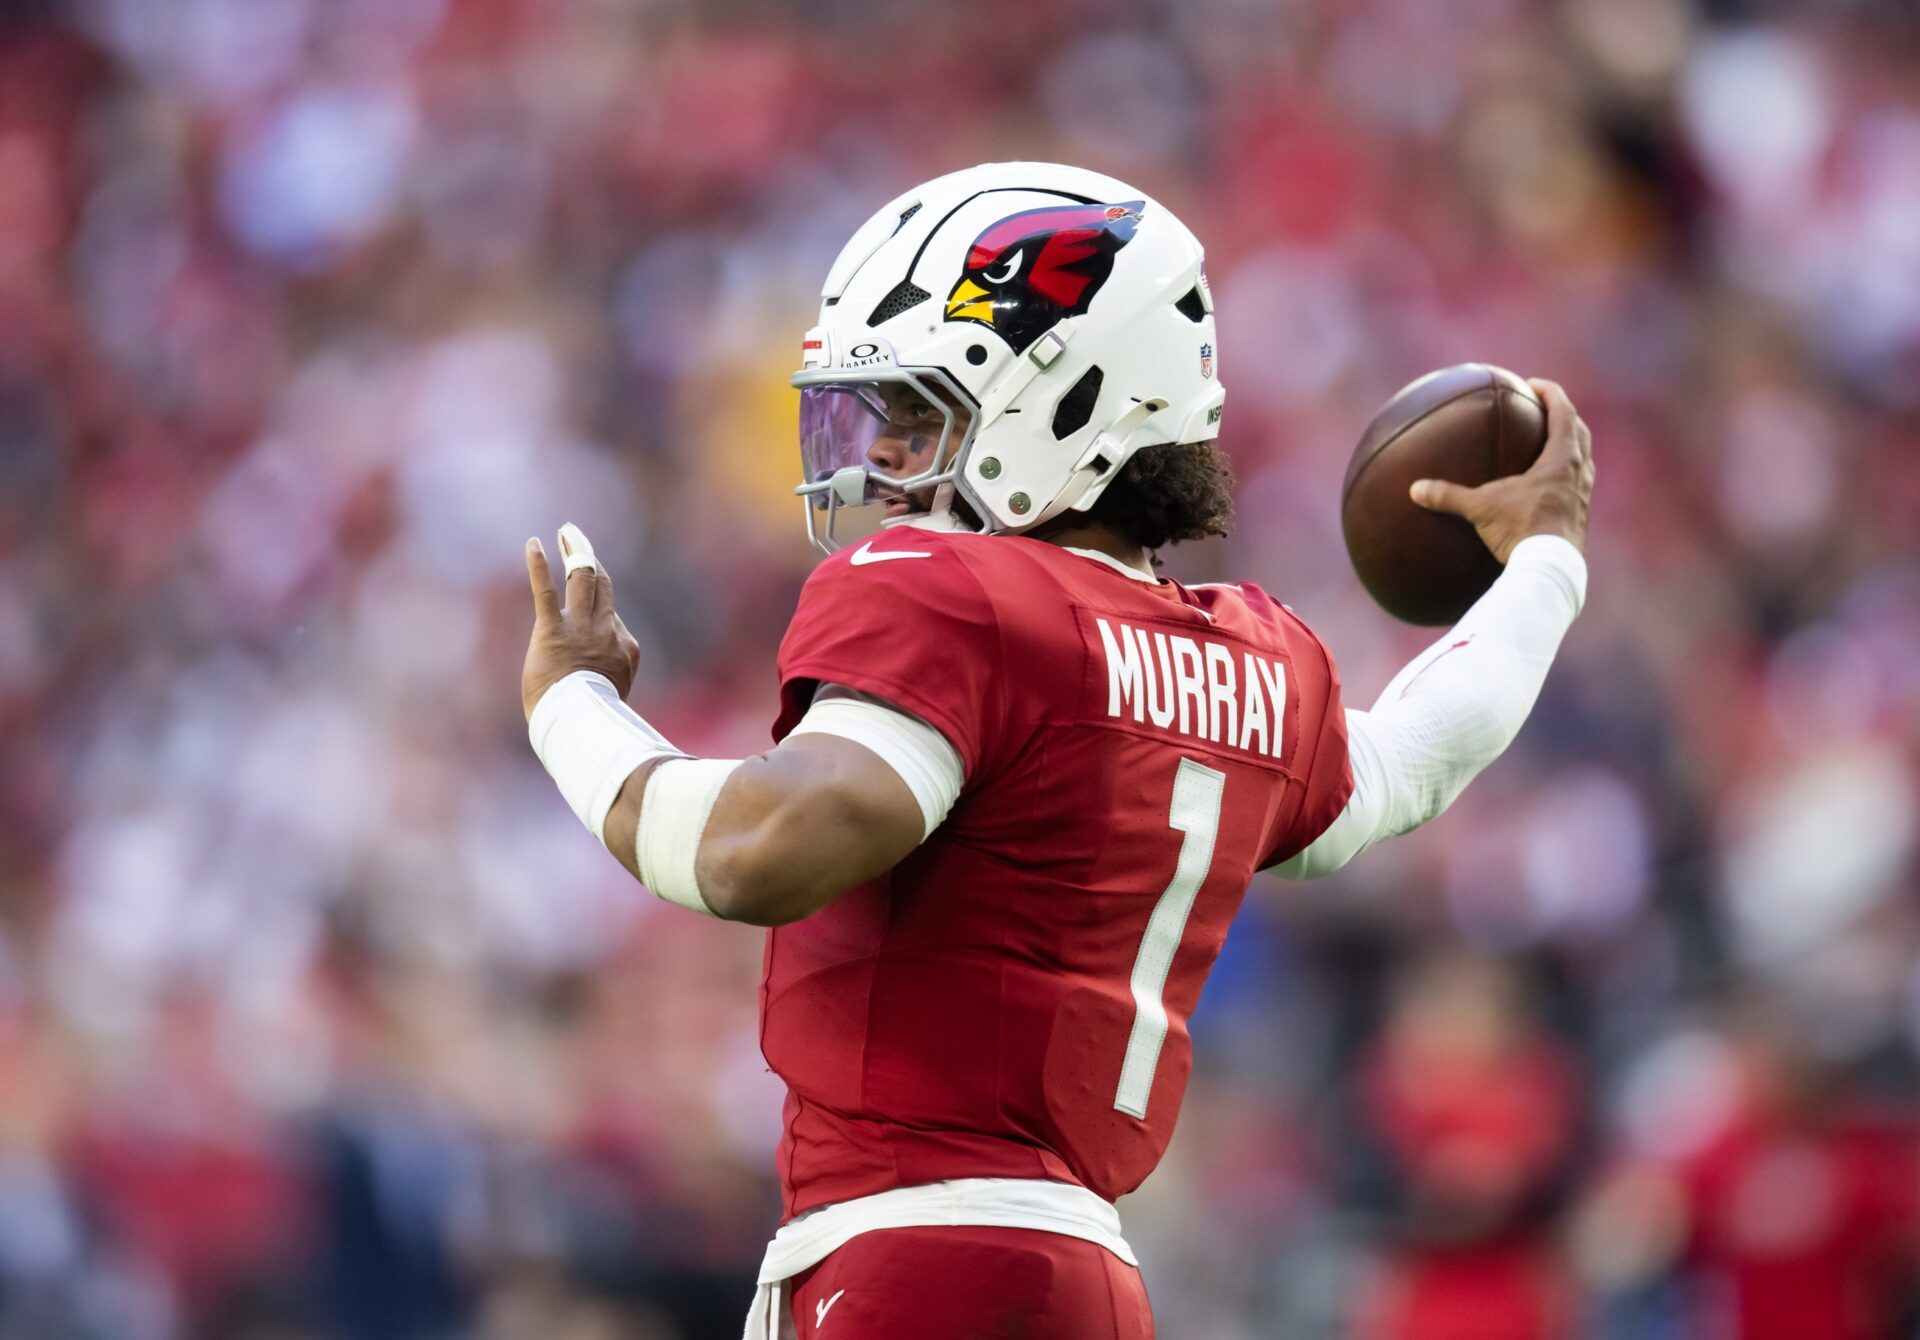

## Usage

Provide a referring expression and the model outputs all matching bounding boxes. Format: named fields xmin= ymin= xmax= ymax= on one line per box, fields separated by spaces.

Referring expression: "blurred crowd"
xmin=0 ymin=0 xmax=1917 ymax=1336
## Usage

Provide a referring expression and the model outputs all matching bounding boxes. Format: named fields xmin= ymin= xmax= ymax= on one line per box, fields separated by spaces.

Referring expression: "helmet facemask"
xmin=793 ymin=365 xmax=978 ymax=553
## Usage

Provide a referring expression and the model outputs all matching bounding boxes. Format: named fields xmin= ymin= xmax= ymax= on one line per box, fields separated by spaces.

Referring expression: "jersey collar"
xmin=1063 ymin=545 xmax=1157 ymax=583
xmin=888 ymin=520 xmax=1160 ymax=584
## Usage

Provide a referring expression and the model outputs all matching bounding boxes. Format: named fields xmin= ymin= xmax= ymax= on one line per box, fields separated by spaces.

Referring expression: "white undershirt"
xmin=1062 ymin=544 xmax=1158 ymax=581
xmin=788 ymin=535 xmax=1586 ymax=871
xmin=1270 ymin=534 xmax=1585 ymax=876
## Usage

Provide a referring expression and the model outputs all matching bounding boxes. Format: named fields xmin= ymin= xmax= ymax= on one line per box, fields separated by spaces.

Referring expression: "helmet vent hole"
xmin=867 ymin=280 xmax=931 ymax=326
xmin=1051 ymin=366 xmax=1104 ymax=440
xmin=893 ymin=202 xmax=923 ymax=233
xmin=1174 ymin=287 xmax=1207 ymax=322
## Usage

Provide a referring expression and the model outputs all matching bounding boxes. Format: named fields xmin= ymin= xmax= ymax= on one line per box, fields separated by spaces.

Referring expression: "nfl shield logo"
xmin=1199 ymin=343 xmax=1213 ymax=378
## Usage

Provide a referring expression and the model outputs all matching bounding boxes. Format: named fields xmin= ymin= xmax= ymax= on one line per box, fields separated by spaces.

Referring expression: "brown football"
xmin=1341 ymin=364 xmax=1547 ymax=625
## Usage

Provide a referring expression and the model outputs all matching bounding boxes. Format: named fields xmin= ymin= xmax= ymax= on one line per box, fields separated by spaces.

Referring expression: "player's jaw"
xmin=863 ymin=431 xmax=932 ymax=515
xmin=865 ymin=401 xmax=972 ymax=519
xmin=874 ymin=480 xmax=935 ymax=518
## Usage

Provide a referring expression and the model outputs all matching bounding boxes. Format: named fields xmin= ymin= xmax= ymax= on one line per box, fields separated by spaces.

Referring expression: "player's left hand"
xmin=522 ymin=523 xmax=642 ymax=721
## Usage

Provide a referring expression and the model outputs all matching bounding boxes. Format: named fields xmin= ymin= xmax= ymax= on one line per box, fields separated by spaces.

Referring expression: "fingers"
xmin=562 ymin=522 xmax=617 ymax=613
xmin=1526 ymin=378 xmax=1584 ymax=473
xmin=1527 ymin=377 xmax=1571 ymax=417
xmin=557 ymin=522 xmax=599 ymax=613
xmin=557 ymin=522 xmax=596 ymax=571
xmin=525 ymin=538 xmax=561 ymax=625
xmin=559 ymin=522 xmax=618 ymax=613
xmin=1559 ymin=391 xmax=1592 ymax=470
xmin=1410 ymin=477 xmax=1477 ymax=518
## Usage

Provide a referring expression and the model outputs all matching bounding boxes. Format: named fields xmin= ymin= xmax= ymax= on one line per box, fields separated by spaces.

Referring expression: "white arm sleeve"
xmin=1273 ymin=534 xmax=1588 ymax=880
xmin=786 ymin=684 xmax=966 ymax=839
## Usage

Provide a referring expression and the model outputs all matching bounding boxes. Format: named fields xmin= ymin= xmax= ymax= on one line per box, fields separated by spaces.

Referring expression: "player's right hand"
xmin=1408 ymin=378 xmax=1594 ymax=563
xmin=522 ymin=524 xmax=642 ymax=721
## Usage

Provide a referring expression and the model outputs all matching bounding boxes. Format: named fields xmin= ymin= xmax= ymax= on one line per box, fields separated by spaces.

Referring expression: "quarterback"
xmin=520 ymin=163 xmax=1592 ymax=1339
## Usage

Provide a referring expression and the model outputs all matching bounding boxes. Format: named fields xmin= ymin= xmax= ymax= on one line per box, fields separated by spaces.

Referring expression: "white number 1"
xmin=1113 ymin=757 xmax=1227 ymax=1119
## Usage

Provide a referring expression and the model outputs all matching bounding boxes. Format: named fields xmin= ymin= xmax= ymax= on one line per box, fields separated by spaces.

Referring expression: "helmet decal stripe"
xmin=901 ymin=186 xmax=1098 ymax=281
xmin=965 ymin=202 xmax=1141 ymax=266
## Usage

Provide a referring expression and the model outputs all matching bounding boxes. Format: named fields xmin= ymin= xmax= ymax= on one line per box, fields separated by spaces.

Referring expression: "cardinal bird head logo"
xmin=944 ymin=200 xmax=1144 ymax=353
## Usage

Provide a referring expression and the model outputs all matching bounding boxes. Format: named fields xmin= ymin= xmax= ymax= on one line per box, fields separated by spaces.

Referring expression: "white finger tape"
xmin=558 ymin=522 xmax=598 ymax=576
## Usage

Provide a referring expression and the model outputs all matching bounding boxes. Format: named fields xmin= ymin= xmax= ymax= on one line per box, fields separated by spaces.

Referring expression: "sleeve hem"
xmin=781 ymin=659 xmax=985 ymax=778
xmin=1506 ymin=535 xmax=1588 ymax=615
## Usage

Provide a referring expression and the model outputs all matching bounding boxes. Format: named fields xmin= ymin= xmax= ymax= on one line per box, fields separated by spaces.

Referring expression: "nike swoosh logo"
xmin=816 ymin=1288 xmax=846 ymax=1327
xmin=849 ymin=542 xmax=932 ymax=565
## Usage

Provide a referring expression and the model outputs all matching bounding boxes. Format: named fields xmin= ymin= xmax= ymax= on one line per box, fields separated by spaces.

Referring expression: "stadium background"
xmin=2 ymin=0 xmax=1918 ymax=1336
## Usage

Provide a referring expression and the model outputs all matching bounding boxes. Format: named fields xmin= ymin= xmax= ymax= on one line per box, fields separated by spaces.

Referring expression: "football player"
xmin=520 ymin=163 xmax=1593 ymax=1339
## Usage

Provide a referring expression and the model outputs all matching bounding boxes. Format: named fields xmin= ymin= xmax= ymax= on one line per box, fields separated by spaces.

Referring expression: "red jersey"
xmin=763 ymin=527 xmax=1352 ymax=1220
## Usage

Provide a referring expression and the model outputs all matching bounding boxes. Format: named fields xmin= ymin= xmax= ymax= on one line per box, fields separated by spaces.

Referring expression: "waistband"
xmin=742 ymin=1177 xmax=1136 ymax=1339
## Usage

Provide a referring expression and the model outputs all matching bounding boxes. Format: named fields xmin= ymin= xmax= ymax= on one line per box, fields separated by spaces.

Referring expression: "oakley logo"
xmin=849 ymin=543 xmax=933 ymax=565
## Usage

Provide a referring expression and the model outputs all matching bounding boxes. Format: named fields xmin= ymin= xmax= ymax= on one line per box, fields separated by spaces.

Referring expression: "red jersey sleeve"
xmin=1260 ymin=603 xmax=1355 ymax=867
xmin=773 ymin=533 xmax=1006 ymax=776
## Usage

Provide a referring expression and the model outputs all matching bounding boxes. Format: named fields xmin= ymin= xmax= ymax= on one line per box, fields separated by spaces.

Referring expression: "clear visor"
xmin=798 ymin=383 xmax=894 ymax=506
xmin=792 ymin=368 xmax=975 ymax=551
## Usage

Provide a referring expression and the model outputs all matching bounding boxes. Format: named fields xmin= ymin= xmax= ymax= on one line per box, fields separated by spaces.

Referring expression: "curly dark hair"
xmin=1065 ymin=440 xmax=1235 ymax=550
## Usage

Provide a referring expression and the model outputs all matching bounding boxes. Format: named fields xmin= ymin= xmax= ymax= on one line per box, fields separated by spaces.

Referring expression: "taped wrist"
xmin=527 ymin=671 xmax=684 ymax=842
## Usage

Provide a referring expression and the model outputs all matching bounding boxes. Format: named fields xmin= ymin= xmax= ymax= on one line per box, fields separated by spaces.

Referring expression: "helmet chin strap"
xmin=916 ymin=481 xmax=986 ymax=535
xmin=1025 ymin=397 xmax=1170 ymax=529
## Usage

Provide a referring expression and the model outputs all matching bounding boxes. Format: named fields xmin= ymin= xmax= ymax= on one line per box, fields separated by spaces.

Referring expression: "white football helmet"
xmin=792 ymin=162 xmax=1223 ymax=552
